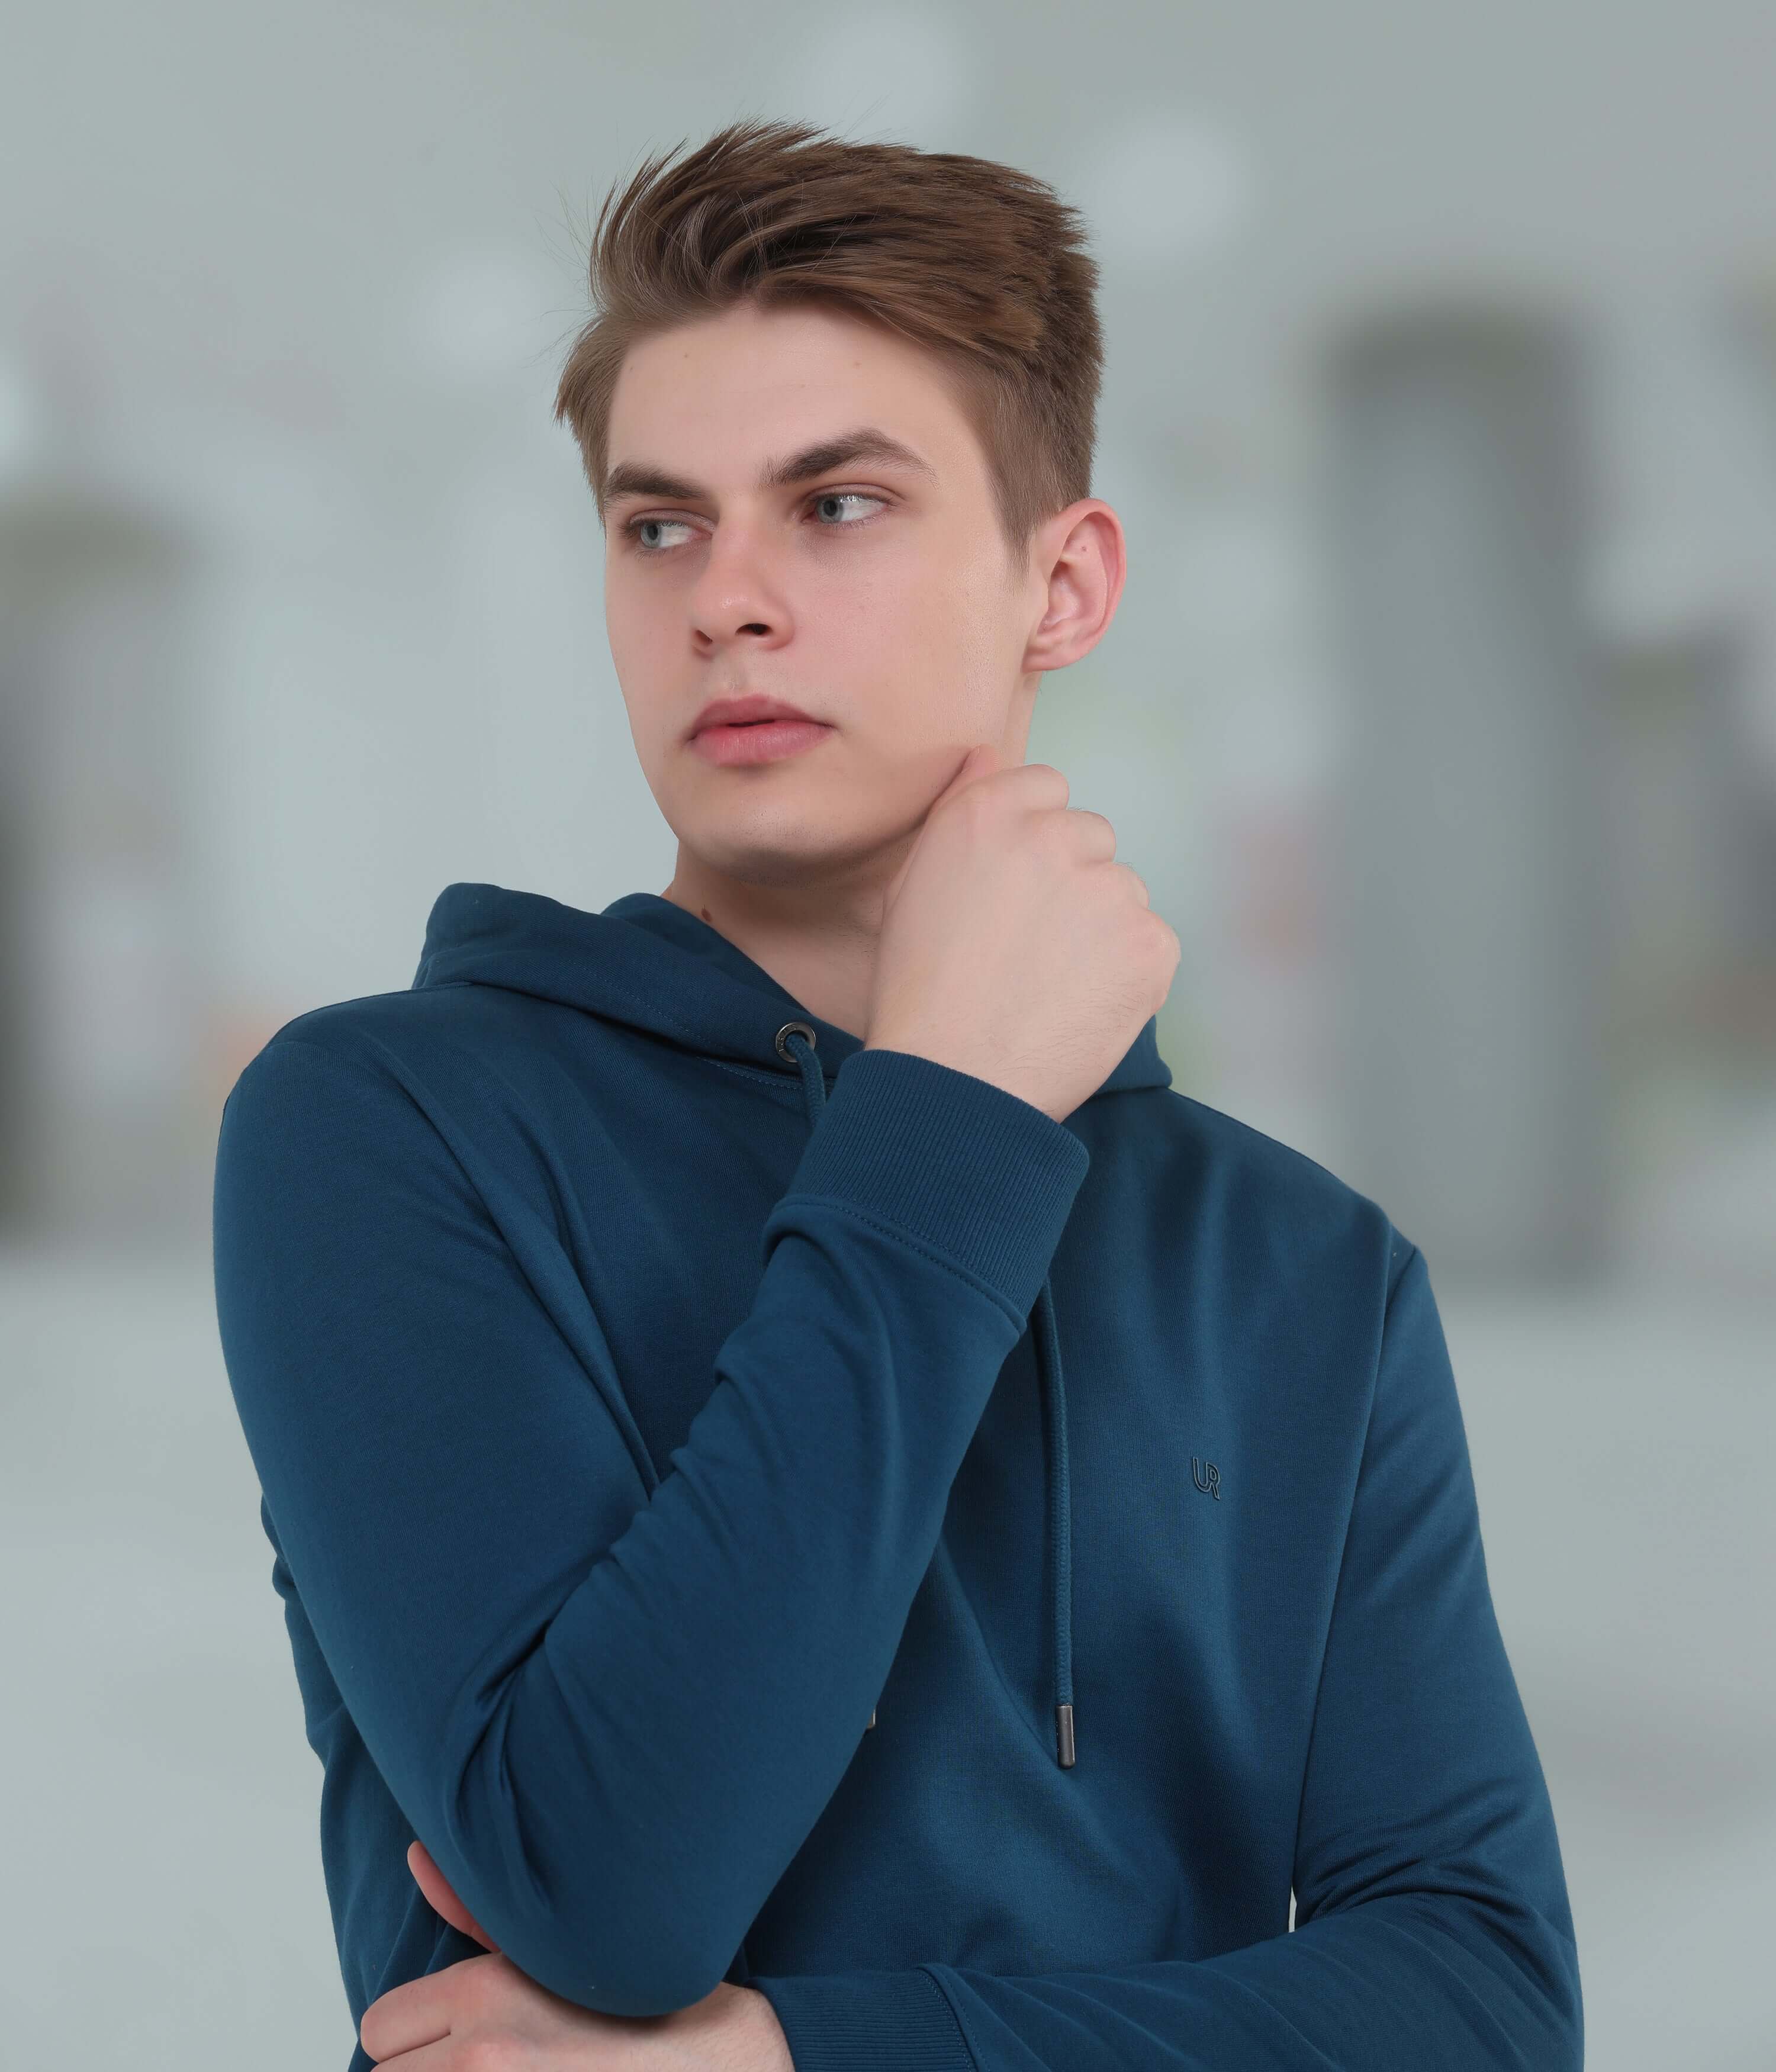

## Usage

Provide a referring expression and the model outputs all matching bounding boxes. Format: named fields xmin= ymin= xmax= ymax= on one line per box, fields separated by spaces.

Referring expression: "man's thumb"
xmin=881 ymin=743 xmax=999 ymax=919
xmin=935 ymin=739 xmax=999 ymax=805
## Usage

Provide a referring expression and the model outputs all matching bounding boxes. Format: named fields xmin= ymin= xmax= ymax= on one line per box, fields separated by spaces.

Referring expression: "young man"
xmin=213 ymin=119 xmax=1582 ymax=2071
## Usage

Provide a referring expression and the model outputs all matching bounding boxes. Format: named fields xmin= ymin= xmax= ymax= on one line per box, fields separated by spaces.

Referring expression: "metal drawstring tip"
xmin=1055 ymin=1703 xmax=1076 ymax=1768
xmin=867 ymin=1707 xmax=876 ymax=1730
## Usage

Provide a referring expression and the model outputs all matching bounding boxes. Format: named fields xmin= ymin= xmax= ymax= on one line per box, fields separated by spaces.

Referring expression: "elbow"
xmin=1472 ymin=1893 xmax=1584 ymax=2072
xmin=1540 ymin=1926 xmax=1584 ymax=2072
xmin=430 ymin=1810 xmax=745 ymax=2018
xmin=1495 ymin=1881 xmax=1583 ymax=2071
xmin=1385 ymin=1881 xmax=1582 ymax=2071
xmin=431 ymin=1679 xmax=757 ymax=2015
xmin=497 ymin=1904 xmax=741 ymax=2018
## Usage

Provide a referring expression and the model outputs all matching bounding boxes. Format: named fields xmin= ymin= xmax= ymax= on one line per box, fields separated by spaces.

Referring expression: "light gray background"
xmin=3 ymin=3 xmax=1773 ymax=2064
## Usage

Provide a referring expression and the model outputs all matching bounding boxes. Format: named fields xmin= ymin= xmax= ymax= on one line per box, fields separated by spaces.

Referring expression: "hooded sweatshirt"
xmin=211 ymin=880 xmax=1582 ymax=2072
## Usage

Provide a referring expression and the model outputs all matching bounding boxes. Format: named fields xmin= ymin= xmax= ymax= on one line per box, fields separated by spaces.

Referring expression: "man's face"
xmin=601 ymin=297 xmax=1050 ymax=895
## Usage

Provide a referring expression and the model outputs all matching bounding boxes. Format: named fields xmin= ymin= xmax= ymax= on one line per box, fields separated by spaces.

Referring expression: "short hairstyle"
xmin=554 ymin=117 xmax=1103 ymax=567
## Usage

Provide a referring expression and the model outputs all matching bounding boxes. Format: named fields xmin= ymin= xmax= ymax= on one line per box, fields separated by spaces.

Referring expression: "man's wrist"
xmin=736 ymin=1984 xmax=797 ymax=2071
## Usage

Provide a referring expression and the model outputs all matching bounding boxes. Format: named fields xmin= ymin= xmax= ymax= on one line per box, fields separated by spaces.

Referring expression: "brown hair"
xmin=553 ymin=117 xmax=1103 ymax=567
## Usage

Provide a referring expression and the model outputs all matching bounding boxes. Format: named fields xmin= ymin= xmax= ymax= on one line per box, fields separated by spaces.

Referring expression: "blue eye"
xmin=629 ymin=517 xmax=696 ymax=552
xmin=624 ymin=491 xmax=886 ymax=554
xmin=810 ymin=493 xmax=882 ymax=525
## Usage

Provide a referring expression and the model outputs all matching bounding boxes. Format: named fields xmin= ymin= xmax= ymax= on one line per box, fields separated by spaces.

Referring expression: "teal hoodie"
xmin=211 ymin=881 xmax=1582 ymax=2070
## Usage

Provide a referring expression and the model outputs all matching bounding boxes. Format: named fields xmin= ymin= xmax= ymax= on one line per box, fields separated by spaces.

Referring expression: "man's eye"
xmin=625 ymin=492 xmax=885 ymax=554
xmin=628 ymin=517 xmax=697 ymax=552
xmin=809 ymin=492 xmax=884 ymax=525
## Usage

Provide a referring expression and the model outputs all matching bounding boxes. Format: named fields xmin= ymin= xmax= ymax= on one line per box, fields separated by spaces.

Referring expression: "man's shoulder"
xmin=1118 ymin=1084 xmax=1408 ymax=1284
xmin=224 ymin=979 xmax=567 ymax=1106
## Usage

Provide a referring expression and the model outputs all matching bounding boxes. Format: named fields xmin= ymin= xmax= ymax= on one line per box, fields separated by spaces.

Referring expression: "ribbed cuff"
xmin=751 ymin=1965 xmax=974 ymax=2071
xmin=772 ymin=1047 xmax=1091 ymax=1321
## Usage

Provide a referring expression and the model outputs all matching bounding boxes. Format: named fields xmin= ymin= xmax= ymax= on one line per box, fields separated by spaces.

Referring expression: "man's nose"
xmin=688 ymin=516 xmax=788 ymax=648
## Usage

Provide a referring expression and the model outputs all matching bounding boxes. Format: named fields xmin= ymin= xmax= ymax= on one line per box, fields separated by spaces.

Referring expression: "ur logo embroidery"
xmin=1191 ymin=1456 xmax=1221 ymax=1499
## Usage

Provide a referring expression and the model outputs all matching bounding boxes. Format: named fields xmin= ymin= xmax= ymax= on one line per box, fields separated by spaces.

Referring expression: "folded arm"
xmin=213 ymin=1029 xmax=1089 ymax=2019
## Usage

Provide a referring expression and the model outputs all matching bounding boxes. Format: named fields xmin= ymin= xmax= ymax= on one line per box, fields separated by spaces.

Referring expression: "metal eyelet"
xmin=774 ymin=1019 xmax=817 ymax=1064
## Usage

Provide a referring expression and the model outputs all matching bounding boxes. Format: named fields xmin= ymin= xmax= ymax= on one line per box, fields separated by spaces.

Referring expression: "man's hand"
xmin=866 ymin=741 xmax=1179 ymax=1124
xmin=405 ymin=1839 xmax=498 ymax=1952
xmin=358 ymin=1841 xmax=793 ymax=2069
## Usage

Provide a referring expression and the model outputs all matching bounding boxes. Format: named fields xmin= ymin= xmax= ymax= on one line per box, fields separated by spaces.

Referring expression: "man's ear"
xmin=1019 ymin=500 xmax=1126 ymax=675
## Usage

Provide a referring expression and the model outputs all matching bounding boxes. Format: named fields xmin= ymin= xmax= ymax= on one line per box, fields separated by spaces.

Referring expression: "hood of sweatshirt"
xmin=414 ymin=879 xmax=1174 ymax=1773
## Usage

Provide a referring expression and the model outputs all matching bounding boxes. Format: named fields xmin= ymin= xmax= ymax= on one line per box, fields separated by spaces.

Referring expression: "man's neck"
xmin=659 ymin=853 xmax=901 ymax=1044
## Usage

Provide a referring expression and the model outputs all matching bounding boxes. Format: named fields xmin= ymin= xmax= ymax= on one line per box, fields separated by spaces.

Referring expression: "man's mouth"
xmin=688 ymin=715 xmax=835 ymax=766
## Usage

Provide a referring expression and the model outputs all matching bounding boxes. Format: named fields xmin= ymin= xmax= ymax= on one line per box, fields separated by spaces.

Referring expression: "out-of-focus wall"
xmin=3 ymin=4 xmax=1772 ymax=2066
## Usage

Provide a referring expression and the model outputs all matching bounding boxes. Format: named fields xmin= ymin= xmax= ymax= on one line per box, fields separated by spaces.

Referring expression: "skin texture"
xmin=605 ymin=296 xmax=1127 ymax=1038
xmin=357 ymin=300 xmax=1132 ymax=2064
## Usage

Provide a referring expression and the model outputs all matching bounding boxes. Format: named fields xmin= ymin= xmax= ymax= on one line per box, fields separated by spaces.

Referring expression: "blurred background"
xmin=2 ymin=1 xmax=1772 ymax=2063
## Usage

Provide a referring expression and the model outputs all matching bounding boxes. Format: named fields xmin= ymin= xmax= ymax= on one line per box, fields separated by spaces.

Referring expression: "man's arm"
xmin=212 ymin=1026 xmax=1089 ymax=2024
xmin=750 ymin=1246 xmax=1583 ymax=2070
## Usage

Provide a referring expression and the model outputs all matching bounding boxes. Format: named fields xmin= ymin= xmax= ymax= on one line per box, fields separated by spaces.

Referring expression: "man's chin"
xmin=668 ymin=816 xmax=912 ymax=900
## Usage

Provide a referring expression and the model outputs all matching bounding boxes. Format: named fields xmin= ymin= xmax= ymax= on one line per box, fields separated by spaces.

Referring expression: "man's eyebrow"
xmin=600 ymin=427 xmax=937 ymax=507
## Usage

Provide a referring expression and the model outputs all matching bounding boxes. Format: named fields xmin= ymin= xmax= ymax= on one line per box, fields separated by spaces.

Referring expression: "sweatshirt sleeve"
xmin=749 ymin=1244 xmax=1584 ymax=2072
xmin=211 ymin=1031 xmax=1089 ymax=2020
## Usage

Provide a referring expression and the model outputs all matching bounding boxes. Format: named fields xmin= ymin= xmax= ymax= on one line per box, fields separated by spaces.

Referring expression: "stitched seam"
xmin=919 ymin=1965 xmax=986 ymax=2072
xmin=1289 ymin=1233 xmax=1420 ymax=1912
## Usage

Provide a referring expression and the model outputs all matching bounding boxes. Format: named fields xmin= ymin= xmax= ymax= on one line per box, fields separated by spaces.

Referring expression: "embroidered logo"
xmin=1191 ymin=1456 xmax=1221 ymax=1499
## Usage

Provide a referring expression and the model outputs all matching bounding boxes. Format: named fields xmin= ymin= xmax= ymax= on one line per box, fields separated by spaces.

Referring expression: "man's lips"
xmin=693 ymin=716 xmax=822 ymax=735
xmin=688 ymin=715 xmax=834 ymax=765
xmin=688 ymin=694 xmax=823 ymax=738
